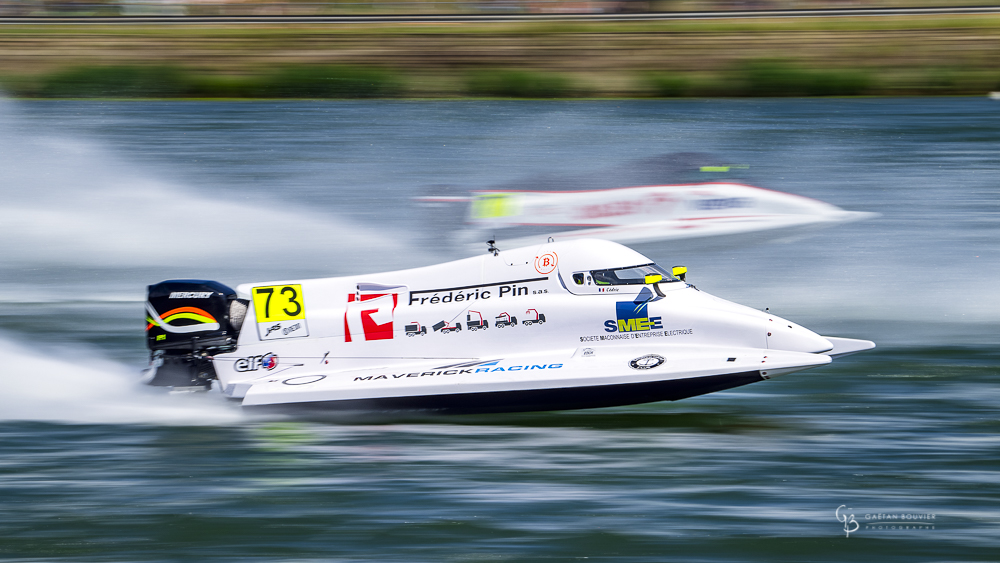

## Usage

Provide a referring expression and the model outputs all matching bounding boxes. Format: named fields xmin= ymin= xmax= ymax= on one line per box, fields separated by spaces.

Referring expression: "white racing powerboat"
xmin=143 ymin=239 xmax=874 ymax=414
xmin=419 ymin=182 xmax=876 ymax=249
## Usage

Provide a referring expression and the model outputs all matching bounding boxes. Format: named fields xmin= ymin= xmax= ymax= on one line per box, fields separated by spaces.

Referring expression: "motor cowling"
xmin=143 ymin=280 xmax=247 ymax=388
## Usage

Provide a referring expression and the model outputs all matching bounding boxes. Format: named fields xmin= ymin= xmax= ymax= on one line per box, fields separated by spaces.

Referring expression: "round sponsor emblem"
xmin=261 ymin=353 xmax=279 ymax=370
xmin=283 ymin=375 xmax=326 ymax=386
xmin=534 ymin=252 xmax=558 ymax=274
xmin=629 ymin=354 xmax=665 ymax=370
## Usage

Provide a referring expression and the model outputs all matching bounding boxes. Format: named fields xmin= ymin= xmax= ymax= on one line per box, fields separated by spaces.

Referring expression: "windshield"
xmin=591 ymin=263 xmax=679 ymax=285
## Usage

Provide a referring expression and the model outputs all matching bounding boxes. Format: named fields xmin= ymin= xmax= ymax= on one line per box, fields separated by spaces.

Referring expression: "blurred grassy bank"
xmin=2 ymin=16 xmax=1000 ymax=98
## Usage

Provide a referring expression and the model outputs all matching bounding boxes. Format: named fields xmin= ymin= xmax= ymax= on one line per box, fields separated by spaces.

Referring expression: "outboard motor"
xmin=143 ymin=280 xmax=247 ymax=389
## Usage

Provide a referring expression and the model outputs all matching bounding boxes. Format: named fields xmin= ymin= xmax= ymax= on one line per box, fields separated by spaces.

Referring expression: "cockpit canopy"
xmin=548 ymin=239 xmax=679 ymax=295
xmin=570 ymin=263 xmax=679 ymax=290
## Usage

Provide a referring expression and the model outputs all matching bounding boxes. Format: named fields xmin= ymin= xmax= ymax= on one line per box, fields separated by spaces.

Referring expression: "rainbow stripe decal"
xmin=145 ymin=301 xmax=221 ymax=334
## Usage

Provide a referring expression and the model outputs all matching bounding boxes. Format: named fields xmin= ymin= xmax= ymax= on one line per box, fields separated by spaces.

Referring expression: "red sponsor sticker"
xmin=534 ymin=252 xmax=558 ymax=274
xmin=345 ymin=292 xmax=398 ymax=342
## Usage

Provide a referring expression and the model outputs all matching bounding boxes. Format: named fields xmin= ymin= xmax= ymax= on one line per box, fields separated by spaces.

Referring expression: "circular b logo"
xmin=629 ymin=354 xmax=665 ymax=370
xmin=535 ymin=252 xmax=558 ymax=274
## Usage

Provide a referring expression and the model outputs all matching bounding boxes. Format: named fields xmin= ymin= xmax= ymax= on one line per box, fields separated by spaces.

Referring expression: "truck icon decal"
xmin=405 ymin=322 xmax=427 ymax=336
xmin=523 ymin=309 xmax=546 ymax=326
xmin=432 ymin=320 xmax=462 ymax=334
xmin=466 ymin=310 xmax=489 ymax=331
xmin=495 ymin=312 xmax=517 ymax=328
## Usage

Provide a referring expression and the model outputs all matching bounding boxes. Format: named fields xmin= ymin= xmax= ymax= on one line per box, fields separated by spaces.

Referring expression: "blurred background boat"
xmin=416 ymin=153 xmax=875 ymax=249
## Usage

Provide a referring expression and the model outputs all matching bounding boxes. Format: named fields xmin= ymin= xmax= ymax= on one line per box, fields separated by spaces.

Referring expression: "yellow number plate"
xmin=252 ymin=285 xmax=306 ymax=323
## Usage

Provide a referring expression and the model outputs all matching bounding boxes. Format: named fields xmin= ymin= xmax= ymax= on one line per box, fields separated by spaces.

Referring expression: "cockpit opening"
xmin=590 ymin=264 xmax=680 ymax=286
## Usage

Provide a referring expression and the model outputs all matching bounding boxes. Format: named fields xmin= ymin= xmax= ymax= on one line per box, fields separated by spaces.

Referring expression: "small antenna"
xmin=487 ymin=238 xmax=499 ymax=256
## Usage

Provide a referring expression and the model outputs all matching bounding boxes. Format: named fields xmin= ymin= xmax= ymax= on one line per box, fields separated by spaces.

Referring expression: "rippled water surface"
xmin=0 ymin=99 xmax=998 ymax=561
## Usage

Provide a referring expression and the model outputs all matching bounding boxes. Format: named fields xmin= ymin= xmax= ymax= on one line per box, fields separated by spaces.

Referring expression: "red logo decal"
xmin=345 ymin=292 xmax=398 ymax=342
xmin=534 ymin=252 xmax=558 ymax=274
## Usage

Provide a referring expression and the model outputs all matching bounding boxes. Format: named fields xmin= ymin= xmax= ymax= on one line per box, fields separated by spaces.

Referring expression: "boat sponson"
xmin=243 ymin=370 xmax=764 ymax=415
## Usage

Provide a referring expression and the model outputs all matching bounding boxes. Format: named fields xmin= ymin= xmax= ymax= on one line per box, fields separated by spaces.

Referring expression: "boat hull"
xmin=244 ymin=370 xmax=765 ymax=415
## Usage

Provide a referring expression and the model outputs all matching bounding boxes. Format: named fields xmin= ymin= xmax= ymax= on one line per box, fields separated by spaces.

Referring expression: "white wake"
xmin=0 ymin=96 xmax=428 ymax=273
xmin=0 ymin=335 xmax=242 ymax=425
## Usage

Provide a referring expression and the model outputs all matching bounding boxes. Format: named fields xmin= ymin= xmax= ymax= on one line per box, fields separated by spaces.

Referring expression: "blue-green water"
xmin=0 ymin=99 xmax=998 ymax=561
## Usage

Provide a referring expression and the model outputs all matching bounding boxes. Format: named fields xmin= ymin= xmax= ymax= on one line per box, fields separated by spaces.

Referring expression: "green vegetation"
xmin=8 ymin=64 xmax=405 ymax=99
xmin=904 ymin=68 xmax=997 ymax=95
xmin=734 ymin=61 xmax=873 ymax=97
xmin=32 ymin=65 xmax=191 ymax=98
xmin=643 ymin=62 xmax=873 ymax=98
xmin=2 ymin=14 xmax=1000 ymax=99
xmin=4 ymin=61 xmax=996 ymax=99
xmin=645 ymin=73 xmax=691 ymax=97
xmin=465 ymin=69 xmax=575 ymax=98
xmin=251 ymin=66 xmax=403 ymax=98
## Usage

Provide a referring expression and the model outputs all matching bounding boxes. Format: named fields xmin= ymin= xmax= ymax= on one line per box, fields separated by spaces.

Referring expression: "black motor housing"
xmin=144 ymin=280 xmax=247 ymax=388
